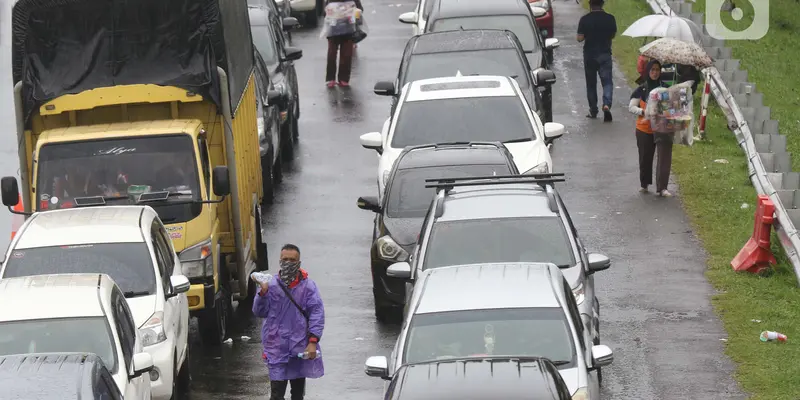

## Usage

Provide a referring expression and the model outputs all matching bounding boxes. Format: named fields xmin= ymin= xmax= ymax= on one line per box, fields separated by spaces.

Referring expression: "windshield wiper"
xmin=73 ymin=195 xmax=129 ymax=207
xmin=502 ymin=137 xmax=533 ymax=143
xmin=549 ymin=360 xmax=572 ymax=366
xmin=136 ymin=191 xmax=192 ymax=204
xmin=123 ymin=290 xmax=150 ymax=298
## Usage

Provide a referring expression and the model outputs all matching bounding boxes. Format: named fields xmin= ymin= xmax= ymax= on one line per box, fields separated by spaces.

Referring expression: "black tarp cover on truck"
xmin=12 ymin=0 xmax=255 ymax=124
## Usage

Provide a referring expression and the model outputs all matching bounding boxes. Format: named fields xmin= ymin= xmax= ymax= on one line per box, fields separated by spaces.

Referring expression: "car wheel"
xmin=273 ymin=150 xmax=284 ymax=184
xmin=261 ymin=155 xmax=275 ymax=205
xmin=170 ymin=355 xmax=179 ymax=400
xmin=292 ymin=113 xmax=299 ymax=142
xmin=373 ymin=293 xmax=393 ymax=323
xmin=304 ymin=10 xmax=318 ymax=27
xmin=177 ymin=348 xmax=190 ymax=390
xmin=281 ymin=118 xmax=295 ymax=161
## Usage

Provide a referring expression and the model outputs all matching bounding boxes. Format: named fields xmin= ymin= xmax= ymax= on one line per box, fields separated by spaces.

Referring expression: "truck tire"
xmin=243 ymin=212 xmax=270 ymax=304
xmin=304 ymin=9 xmax=318 ymax=28
xmin=199 ymin=260 xmax=232 ymax=345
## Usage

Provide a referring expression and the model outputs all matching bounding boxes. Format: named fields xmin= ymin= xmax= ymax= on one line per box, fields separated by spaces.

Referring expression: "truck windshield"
xmin=36 ymin=135 xmax=202 ymax=223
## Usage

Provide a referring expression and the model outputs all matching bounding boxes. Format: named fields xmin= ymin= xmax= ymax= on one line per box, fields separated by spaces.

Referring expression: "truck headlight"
xmin=524 ymin=162 xmax=549 ymax=175
xmin=572 ymin=282 xmax=585 ymax=305
xmin=179 ymin=239 xmax=212 ymax=278
xmin=376 ymin=235 xmax=409 ymax=262
xmin=140 ymin=311 xmax=167 ymax=347
xmin=572 ymin=387 xmax=589 ymax=400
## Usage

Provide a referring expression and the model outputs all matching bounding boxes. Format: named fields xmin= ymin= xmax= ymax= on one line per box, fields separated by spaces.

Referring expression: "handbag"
xmin=278 ymin=281 xmax=310 ymax=338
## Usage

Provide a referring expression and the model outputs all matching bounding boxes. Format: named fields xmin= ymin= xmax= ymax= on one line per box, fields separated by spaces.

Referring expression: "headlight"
xmin=524 ymin=162 xmax=549 ymax=175
xmin=179 ymin=239 xmax=212 ymax=279
xmin=530 ymin=0 xmax=550 ymax=8
xmin=572 ymin=282 xmax=585 ymax=305
xmin=375 ymin=235 xmax=409 ymax=262
xmin=140 ymin=311 xmax=167 ymax=347
xmin=572 ymin=387 xmax=589 ymax=400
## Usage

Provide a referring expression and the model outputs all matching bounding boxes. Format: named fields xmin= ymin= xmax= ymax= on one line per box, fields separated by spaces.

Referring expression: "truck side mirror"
xmin=1 ymin=177 xmax=19 ymax=207
xmin=212 ymin=166 xmax=231 ymax=197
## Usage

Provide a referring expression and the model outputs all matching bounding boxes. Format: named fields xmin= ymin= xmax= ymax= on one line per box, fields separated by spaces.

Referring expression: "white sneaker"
xmin=659 ymin=190 xmax=672 ymax=197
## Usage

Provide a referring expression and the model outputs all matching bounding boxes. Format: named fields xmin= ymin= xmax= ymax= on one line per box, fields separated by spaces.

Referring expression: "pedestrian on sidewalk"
xmin=324 ymin=0 xmax=364 ymax=88
xmin=253 ymin=244 xmax=325 ymax=400
xmin=629 ymin=59 xmax=674 ymax=197
xmin=577 ymin=0 xmax=617 ymax=122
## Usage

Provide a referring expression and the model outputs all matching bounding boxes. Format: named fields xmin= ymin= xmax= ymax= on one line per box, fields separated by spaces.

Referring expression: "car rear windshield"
xmin=403 ymin=307 xmax=576 ymax=367
xmin=422 ymin=217 xmax=575 ymax=269
xmin=430 ymin=15 xmax=539 ymax=53
xmin=387 ymin=164 xmax=514 ymax=218
xmin=403 ymin=49 xmax=529 ymax=89
xmin=0 ymin=317 xmax=118 ymax=373
xmin=391 ymin=97 xmax=534 ymax=148
xmin=3 ymin=243 xmax=156 ymax=297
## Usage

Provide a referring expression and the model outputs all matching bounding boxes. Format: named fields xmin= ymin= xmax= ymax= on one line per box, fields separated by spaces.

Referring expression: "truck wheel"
xmin=244 ymin=213 xmax=270 ymax=304
xmin=199 ymin=261 xmax=232 ymax=345
xmin=304 ymin=10 xmax=318 ymax=28
xmin=261 ymin=154 xmax=274 ymax=205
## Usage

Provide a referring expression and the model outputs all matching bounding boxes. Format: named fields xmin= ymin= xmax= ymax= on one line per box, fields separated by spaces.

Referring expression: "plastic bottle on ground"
xmin=760 ymin=331 xmax=787 ymax=342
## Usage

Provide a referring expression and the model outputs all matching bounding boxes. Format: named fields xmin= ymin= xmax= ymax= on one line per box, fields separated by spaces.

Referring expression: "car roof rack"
xmin=426 ymin=173 xmax=564 ymax=214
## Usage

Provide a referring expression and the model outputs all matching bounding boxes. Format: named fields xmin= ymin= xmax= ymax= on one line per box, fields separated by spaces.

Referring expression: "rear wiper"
xmin=502 ymin=137 xmax=532 ymax=143
xmin=123 ymin=290 xmax=150 ymax=297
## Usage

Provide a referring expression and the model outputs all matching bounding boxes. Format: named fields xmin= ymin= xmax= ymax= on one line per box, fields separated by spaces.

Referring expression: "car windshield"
xmin=387 ymin=164 xmax=513 ymax=218
xmin=403 ymin=50 xmax=529 ymax=88
xmin=36 ymin=135 xmax=201 ymax=223
xmin=422 ymin=217 xmax=575 ymax=269
xmin=252 ymin=25 xmax=280 ymax=65
xmin=3 ymin=243 xmax=157 ymax=297
xmin=391 ymin=97 xmax=535 ymax=148
xmin=403 ymin=308 xmax=575 ymax=367
xmin=430 ymin=16 xmax=539 ymax=53
xmin=0 ymin=317 xmax=118 ymax=373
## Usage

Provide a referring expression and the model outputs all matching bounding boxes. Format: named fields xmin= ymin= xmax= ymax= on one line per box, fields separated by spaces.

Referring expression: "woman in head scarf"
xmin=628 ymin=59 xmax=674 ymax=197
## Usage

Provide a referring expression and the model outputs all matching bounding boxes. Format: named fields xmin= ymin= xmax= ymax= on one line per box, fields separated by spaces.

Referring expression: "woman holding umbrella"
xmin=629 ymin=59 xmax=673 ymax=196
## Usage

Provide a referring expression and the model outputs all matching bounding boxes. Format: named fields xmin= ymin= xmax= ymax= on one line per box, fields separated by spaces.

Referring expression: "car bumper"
xmin=291 ymin=0 xmax=315 ymax=12
xmin=144 ymin=337 xmax=177 ymax=400
xmin=187 ymin=282 xmax=213 ymax=314
xmin=371 ymin=251 xmax=409 ymax=307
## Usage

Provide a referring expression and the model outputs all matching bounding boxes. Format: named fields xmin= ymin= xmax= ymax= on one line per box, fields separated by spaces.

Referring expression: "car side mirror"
xmin=398 ymin=11 xmax=417 ymax=24
xmin=212 ymin=166 xmax=231 ymax=197
xmin=357 ymin=196 xmax=382 ymax=213
xmin=1 ymin=177 xmax=19 ymax=207
xmin=590 ymin=345 xmax=614 ymax=369
xmin=282 ymin=47 xmax=303 ymax=62
xmin=386 ymin=262 xmax=411 ymax=279
xmin=282 ymin=17 xmax=300 ymax=31
xmin=131 ymin=352 xmax=155 ymax=378
xmin=374 ymin=81 xmax=396 ymax=96
xmin=533 ymin=68 xmax=557 ymax=87
xmin=267 ymin=90 xmax=285 ymax=107
xmin=545 ymin=38 xmax=560 ymax=50
xmin=167 ymin=275 xmax=191 ymax=298
xmin=587 ymin=253 xmax=611 ymax=273
xmin=365 ymin=356 xmax=390 ymax=379
xmin=530 ymin=5 xmax=547 ymax=18
xmin=359 ymin=132 xmax=383 ymax=154
xmin=544 ymin=122 xmax=564 ymax=140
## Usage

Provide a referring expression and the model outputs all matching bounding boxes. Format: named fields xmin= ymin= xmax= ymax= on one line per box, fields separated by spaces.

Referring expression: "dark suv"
xmin=385 ymin=174 xmax=611 ymax=346
xmin=357 ymin=142 xmax=519 ymax=321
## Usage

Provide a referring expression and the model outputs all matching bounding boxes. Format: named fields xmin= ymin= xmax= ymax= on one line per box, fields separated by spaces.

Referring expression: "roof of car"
xmin=415 ymin=263 xmax=562 ymax=314
xmin=390 ymin=358 xmax=562 ymax=400
xmin=404 ymin=75 xmax=518 ymax=102
xmin=409 ymin=30 xmax=518 ymax=55
xmin=14 ymin=206 xmax=151 ymax=249
xmin=396 ymin=144 xmax=513 ymax=170
xmin=435 ymin=184 xmax=558 ymax=221
xmin=432 ymin=0 xmax=532 ymax=20
xmin=0 ymin=353 xmax=115 ymax=400
xmin=0 ymin=274 xmax=114 ymax=322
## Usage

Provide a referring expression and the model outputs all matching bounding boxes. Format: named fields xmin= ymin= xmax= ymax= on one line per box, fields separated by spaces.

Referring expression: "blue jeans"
xmin=584 ymin=53 xmax=613 ymax=114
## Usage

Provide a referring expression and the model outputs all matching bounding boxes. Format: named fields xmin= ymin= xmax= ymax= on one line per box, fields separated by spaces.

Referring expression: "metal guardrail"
xmin=644 ymin=0 xmax=800 ymax=284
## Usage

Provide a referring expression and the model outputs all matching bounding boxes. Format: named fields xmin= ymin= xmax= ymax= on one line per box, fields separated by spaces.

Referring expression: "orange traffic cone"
xmin=10 ymin=193 xmax=24 ymax=240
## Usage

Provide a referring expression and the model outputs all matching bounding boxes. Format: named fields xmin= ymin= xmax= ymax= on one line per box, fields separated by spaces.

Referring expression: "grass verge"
xmin=595 ymin=1 xmax=800 ymax=399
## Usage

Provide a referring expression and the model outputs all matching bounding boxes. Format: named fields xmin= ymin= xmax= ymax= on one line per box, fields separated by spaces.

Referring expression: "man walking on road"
xmin=577 ymin=0 xmax=617 ymax=122
xmin=253 ymin=244 xmax=325 ymax=400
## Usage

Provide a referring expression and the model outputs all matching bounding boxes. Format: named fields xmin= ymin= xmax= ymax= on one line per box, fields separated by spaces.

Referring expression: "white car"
xmin=0 ymin=273 xmax=155 ymax=399
xmin=398 ymin=0 xmax=433 ymax=34
xmin=0 ymin=206 xmax=191 ymax=400
xmin=359 ymin=75 xmax=564 ymax=198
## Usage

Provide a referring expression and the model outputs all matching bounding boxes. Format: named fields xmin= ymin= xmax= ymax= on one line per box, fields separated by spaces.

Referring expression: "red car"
xmin=529 ymin=0 xmax=553 ymax=38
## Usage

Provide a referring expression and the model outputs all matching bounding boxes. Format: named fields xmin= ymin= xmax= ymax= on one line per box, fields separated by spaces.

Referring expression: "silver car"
xmin=365 ymin=262 xmax=613 ymax=400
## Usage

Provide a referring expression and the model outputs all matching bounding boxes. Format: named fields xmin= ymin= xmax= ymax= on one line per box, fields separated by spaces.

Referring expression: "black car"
xmin=374 ymin=29 xmax=555 ymax=123
xmin=253 ymin=49 xmax=287 ymax=203
xmin=0 ymin=353 xmax=124 ymax=399
xmin=356 ymin=142 xmax=519 ymax=321
xmin=248 ymin=5 xmax=303 ymax=160
xmin=370 ymin=357 xmax=572 ymax=400
xmin=423 ymin=0 xmax=559 ymax=121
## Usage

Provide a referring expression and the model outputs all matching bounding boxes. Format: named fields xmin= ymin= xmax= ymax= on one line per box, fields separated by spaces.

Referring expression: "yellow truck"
xmin=1 ymin=0 xmax=274 ymax=344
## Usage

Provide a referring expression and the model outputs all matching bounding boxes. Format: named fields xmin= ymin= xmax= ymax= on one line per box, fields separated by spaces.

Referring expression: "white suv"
xmin=0 ymin=206 xmax=190 ymax=400
xmin=360 ymin=75 xmax=564 ymax=198
xmin=0 ymin=273 xmax=155 ymax=399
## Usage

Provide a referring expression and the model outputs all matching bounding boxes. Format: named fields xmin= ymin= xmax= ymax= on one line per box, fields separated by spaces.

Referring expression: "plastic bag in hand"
xmin=251 ymin=271 xmax=274 ymax=285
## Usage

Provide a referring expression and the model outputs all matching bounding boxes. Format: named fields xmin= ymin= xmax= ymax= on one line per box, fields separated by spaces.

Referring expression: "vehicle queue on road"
xmin=0 ymin=0 xmax=614 ymax=398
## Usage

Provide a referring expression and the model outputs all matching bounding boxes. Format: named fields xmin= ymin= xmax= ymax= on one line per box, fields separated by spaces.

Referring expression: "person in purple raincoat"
xmin=253 ymin=244 xmax=325 ymax=400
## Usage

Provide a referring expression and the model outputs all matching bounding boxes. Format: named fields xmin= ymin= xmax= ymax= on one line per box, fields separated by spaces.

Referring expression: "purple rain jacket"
xmin=252 ymin=269 xmax=325 ymax=381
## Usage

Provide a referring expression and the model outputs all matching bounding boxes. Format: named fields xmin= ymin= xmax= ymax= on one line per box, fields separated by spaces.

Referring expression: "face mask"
xmin=279 ymin=260 xmax=301 ymax=285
